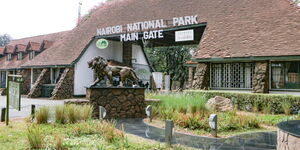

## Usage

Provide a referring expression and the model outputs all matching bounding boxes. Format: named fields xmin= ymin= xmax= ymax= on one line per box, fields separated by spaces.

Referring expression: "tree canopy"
xmin=0 ymin=34 xmax=11 ymax=47
xmin=145 ymin=45 xmax=197 ymax=89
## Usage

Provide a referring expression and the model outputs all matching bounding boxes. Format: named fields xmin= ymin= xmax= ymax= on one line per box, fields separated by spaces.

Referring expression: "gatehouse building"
xmin=0 ymin=0 xmax=298 ymax=99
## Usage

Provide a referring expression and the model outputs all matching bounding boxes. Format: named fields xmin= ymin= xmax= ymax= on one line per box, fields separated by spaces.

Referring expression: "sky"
xmin=0 ymin=0 xmax=106 ymax=39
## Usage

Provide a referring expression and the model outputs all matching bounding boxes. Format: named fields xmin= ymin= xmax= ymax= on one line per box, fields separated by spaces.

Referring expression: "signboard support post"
xmin=1 ymin=108 xmax=5 ymax=122
xmin=5 ymin=76 xmax=9 ymax=125
xmin=5 ymin=74 xmax=23 ymax=126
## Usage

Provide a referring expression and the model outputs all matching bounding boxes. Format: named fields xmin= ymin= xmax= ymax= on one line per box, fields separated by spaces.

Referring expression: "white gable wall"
xmin=74 ymin=39 xmax=122 ymax=95
xmin=74 ymin=39 xmax=151 ymax=96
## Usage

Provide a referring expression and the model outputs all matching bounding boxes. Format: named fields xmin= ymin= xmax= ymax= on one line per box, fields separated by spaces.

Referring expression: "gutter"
xmin=192 ymin=55 xmax=300 ymax=63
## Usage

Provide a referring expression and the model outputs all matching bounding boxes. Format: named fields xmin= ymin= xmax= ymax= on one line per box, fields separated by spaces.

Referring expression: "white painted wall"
xmin=74 ymin=39 xmax=122 ymax=95
xmin=74 ymin=41 xmax=151 ymax=95
xmin=132 ymin=44 xmax=148 ymax=65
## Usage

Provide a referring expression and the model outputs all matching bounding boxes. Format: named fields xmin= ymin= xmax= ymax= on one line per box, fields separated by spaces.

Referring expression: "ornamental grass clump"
xmin=81 ymin=104 xmax=93 ymax=121
xmin=55 ymin=106 xmax=66 ymax=124
xmin=96 ymin=121 xmax=124 ymax=143
xmin=26 ymin=124 xmax=44 ymax=149
xmin=263 ymin=104 xmax=272 ymax=114
xmin=218 ymin=112 xmax=260 ymax=132
xmin=35 ymin=106 xmax=49 ymax=124
xmin=65 ymin=104 xmax=81 ymax=123
xmin=54 ymin=135 xmax=67 ymax=150
xmin=281 ymin=101 xmax=292 ymax=115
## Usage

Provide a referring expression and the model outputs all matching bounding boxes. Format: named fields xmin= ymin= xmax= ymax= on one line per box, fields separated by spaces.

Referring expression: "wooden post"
xmin=31 ymin=105 xmax=36 ymax=121
xmin=5 ymin=75 xmax=9 ymax=125
xmin=1 ymin=108 xmax=5 ymax=122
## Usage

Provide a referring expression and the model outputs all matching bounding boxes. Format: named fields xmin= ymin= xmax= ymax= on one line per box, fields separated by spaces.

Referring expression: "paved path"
xmin=117 ymin=118 xmax=277 ymax=150
xmin=0 ymin=96 xmax=64 ymax=119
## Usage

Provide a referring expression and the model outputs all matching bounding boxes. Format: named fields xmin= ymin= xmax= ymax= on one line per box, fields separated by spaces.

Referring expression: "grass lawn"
xmin=0 ymin=119 xmax=194 ymax=150
xmin=146 ymin=92 xmax=300 ymax=138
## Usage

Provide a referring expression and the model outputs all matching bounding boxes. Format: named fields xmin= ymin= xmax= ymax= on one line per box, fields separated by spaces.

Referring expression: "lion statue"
xmin=88 ymin=56 xmax=139 ymax=87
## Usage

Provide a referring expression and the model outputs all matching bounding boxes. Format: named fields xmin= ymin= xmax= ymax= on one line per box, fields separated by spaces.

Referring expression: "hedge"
xmin=185 ymin=90 xmax=300 ymax=114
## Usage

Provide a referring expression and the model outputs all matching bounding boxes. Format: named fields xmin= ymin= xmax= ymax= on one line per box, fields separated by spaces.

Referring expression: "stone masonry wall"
xmin=187 ymin=67 xmax=194 ymax=89
xmin=253 ymin=62 xmax=269 ymax=93
xmin=21 ymin=69 xmax=31 ymax=95
xmin=86 ymin=87 xmax=146 ymax=119
xmin=192 ymin=63 xmax=210 ymax=90
xmin=122 ymin=42 xmax=132 ymax=67
xmin=51 ymin=68 xmax=74 ymax=100
xmin=27 ymin=68 xmax=50 ymax=98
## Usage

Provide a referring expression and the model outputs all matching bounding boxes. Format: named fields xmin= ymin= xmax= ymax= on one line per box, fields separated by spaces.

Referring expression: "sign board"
xmin=96 ymin=39 xmax=109 ymax=49
xmin=8 ymin=81 xmax=21 ymax=111
xmin=175 ymin=29 xmax=194 ymax=42
xmin=96 ymin=15 xmax=199 ymax=42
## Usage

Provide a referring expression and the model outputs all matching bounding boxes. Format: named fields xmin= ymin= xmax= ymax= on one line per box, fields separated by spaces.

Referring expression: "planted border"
xmin=186 ymin=90 xmax=300 ymax=114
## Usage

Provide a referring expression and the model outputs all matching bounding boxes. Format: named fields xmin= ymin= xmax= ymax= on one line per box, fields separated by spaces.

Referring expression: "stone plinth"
xmin=277 ymin=120 xmax=300 ymax=150
xmin=86 ymin=87 xmax=146 ymax=119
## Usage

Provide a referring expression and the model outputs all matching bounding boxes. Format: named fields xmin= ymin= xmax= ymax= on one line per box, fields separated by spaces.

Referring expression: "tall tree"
xmin=0 ymin=34 xmax=11 ymax=47
xmin=145 ymin=45 xmax=196 ymax=90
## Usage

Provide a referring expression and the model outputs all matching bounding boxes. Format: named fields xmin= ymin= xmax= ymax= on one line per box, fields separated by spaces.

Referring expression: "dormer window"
xmin=29 ymin=51 xmax=35 ymax=60
xmin=6 ymin=54 xmax=12 ymax=61
xmin=17 ymin=52 xmax=23 ymax=60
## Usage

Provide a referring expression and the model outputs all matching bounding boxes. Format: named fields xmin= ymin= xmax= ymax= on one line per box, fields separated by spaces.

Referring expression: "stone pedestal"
xmin=277 ymin=120 xmax=300 ymax=150
xmin=86 ymin=87 xmax=146 ymax=119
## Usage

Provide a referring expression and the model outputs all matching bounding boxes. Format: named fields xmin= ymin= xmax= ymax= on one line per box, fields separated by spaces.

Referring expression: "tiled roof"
xmin=15 ymin=44 xmax=27 ymax=52
xmin=22 ymin=0 xmax=299 ymax=67
xmin=27 ymin=42 xmax=41 ymax=51
xmin=41 ymin=40 xmax=55 ymax=49
xmin=0 ymin=31 xmax=69 ymax=70
xmin=5 ymin=45 xmax=15 ymax=54
xmin=9 ymin=31 xmax=68 ymax=46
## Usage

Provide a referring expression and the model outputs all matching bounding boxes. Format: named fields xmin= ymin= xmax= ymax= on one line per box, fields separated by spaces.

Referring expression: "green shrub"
xmin=35 ymin=107 xmax=49 ymax=124
xmin=186 ymin=90 xmax=300 ymax=114
xmin=55 ymin=106 xmax=66 ymax=124
xmin=26 ymin=124 xmax=44 ymax=149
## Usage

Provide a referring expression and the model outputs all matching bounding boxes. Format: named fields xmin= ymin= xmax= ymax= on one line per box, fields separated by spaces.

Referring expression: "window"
xmin=17 ymin=52 xmax=23 ymax=60
xmin=271 ymin=61 xmax=300 ymax=89
xmin=51 ymin=68 xmax=64 ymax=84
xmin=6 ymin=54 xmax=12 ymax=61
xmin=0 ymin=71 xmax=6 ymax=88
xmin=29 ymin=51 xmax=35 ymax=60
xmin=211 ymin=63 xmax=255 ymax=89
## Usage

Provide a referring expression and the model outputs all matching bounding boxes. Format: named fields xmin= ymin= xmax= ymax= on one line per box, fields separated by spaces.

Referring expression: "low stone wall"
xmin=86 ymin=87 xmax=146 ymax=119
xmin=28 ymin=69 xmax=50 ymax=98
xmin=51 ymin=68 xmax=74 ymax=100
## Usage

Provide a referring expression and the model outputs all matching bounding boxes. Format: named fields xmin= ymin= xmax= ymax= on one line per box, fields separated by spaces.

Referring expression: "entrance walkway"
xmin=116 ymin=118 xmax=276 ymax=150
